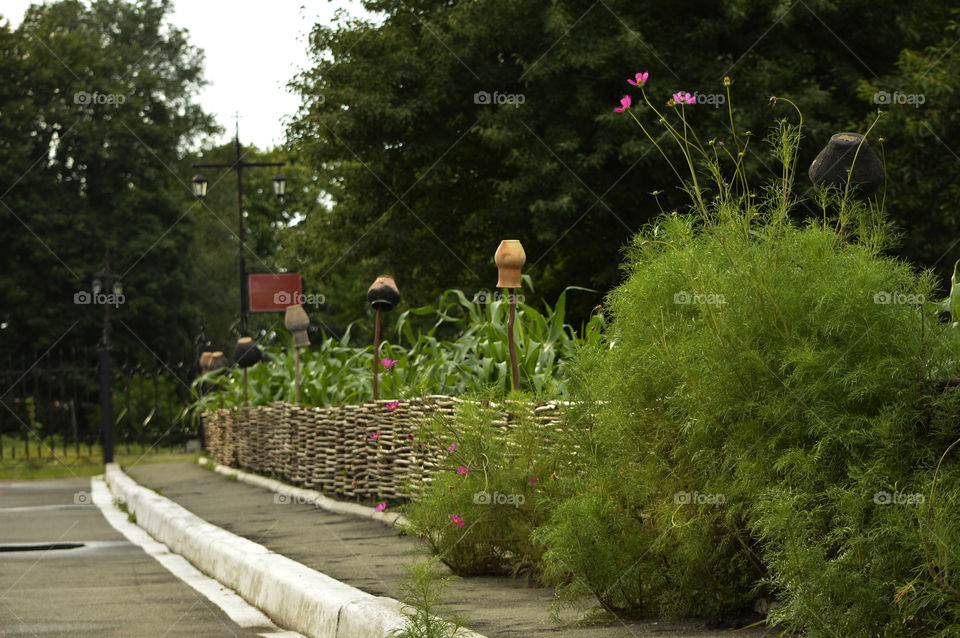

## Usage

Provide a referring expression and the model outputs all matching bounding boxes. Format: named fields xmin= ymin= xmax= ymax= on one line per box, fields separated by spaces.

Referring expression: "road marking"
xmin=0 ymin=504 xmax=96 ymax=513
xmin=91 ymin=475 xmax=306 ymax=638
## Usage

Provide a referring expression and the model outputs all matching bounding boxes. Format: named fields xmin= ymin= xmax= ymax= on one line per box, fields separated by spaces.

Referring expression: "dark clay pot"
xmin=233 ymin=337 xmax=262 ymax=368
xmin=808 ymin=132 xmax=884 ymax=197
xmin=366 ymin=275 xmax=400 ymax=311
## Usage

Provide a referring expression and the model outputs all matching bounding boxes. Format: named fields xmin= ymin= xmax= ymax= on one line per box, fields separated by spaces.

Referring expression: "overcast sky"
xmin=3 ymin=0 xmax=376 ymax=149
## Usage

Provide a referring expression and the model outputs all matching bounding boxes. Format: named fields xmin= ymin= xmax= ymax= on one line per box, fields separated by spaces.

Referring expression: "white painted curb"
xmin=105 ymin=463 xmax=484 ymax=638
xmin=197 ymin=457 xmax=409 ymax=529
xmin=91 ymin=476 xmax=304 ymax=638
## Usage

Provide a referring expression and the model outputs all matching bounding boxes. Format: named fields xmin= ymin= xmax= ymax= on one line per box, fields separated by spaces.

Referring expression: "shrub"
xmin=533 ymin=152 xmax=960 ymax=633
xmin=400 ymin=393 xmax=560 ymax=579
xmin=531 ymin=73 xmax=960 ymax=633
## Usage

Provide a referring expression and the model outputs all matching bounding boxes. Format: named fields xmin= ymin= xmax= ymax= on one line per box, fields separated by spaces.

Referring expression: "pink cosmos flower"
xmin=386 ymin=400 xmax=399 ymax=411
xmin=627 ymin=71 xmax=649 ymax=87
xmin=450 ymin=514 xmax=464 ymax=527
xmin=456 ymin=466 xmax=469 ymax=476
xmin=375 ymin=502 xmax=386 ymax=512
xmin=368 ymin=431 xmax=381 ymax=442
xmin=447 ymin=443 xmax=457 ymax=453
xmin=613 ymin=95 xmax=631 ymax=112
xmin=672 ymin=91 xmax=695 ymax=105
xmin=380 ymin=358 xmax=397 ymax=369
xmin=529 ymin=476 xmax=537 ymax=484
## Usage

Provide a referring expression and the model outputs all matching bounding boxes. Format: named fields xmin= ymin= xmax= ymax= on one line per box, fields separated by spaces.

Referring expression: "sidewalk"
xmin=124 ymin=461 xmax=778 ymax=638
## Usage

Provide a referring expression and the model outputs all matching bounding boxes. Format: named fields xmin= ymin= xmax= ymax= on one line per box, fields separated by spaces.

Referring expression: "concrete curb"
xmin=197 ymin=457 xmax=409 ymax=530
xmin=105 ymin=464 xmax=483 ymax=638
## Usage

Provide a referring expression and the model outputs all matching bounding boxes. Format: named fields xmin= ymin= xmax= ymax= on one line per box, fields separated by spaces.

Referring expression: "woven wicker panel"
xmin=202 ymin=396 xmax=569 ymax=503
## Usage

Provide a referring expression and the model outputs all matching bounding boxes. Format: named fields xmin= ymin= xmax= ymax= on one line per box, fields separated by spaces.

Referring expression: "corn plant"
xmin=187 ymin=285 xmax=602 ymax=413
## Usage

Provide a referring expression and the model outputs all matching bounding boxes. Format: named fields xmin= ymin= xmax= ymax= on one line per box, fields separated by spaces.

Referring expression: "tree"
xmin=0 ymin=0 xmax=216 ymax=361
xmin=858 ymin=12 xmax=960 ymax=288
xmin=287 ymin=0 xmax=952 ymax=323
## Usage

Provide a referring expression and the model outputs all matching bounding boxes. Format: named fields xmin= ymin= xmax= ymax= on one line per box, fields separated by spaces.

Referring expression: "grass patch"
xmin=0 ymin=437 xmax=203 ymax=481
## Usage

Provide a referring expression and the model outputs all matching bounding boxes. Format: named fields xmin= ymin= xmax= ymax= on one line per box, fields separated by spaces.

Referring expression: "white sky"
xmin=2 ymin=0 xmax=376 ymax=149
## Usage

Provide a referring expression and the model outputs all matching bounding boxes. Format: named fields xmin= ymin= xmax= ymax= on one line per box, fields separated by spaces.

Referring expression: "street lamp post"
xmin=93 ymin=264 xmax=122 ymax=464
xmin=191 ymin=120 xmax=285 ymax=336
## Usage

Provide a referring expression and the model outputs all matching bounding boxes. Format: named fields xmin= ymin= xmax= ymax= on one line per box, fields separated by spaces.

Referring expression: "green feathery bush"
xmin=533 ymin=112 xmax=960 ymax=633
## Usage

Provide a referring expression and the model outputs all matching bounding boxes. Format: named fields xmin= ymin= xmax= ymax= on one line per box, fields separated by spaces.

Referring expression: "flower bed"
xmin=202 ymin=397 xmax=565 ymax=501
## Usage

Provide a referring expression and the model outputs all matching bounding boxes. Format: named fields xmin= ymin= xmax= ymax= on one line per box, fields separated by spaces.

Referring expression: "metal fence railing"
xmin=0 ymin=348 xmax=198 ymax=459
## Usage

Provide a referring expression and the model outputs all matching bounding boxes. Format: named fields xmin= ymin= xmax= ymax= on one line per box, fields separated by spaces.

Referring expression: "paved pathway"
xmin=0 ymin=476 xmax=266 ymax=638
xmin=127 ymin=462 xmax=780 ymax=638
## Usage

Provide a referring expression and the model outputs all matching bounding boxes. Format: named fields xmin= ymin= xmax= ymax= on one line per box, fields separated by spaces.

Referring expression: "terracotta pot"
xmin=209 ymin=351 xmax=228 ymax=370
xmin=495 ymin=240 xmax=526 ymax=288
xmin=233 ymin=337 xmax=262 ymax=368
xmin=366 ymin=275 xmax=400 ymax=311
xmin=284 ymin=304 xmax=311 ymax=347
xmin=199 ymin=351 xmax=214 ymax=373
xmin=809 ymin=132 xmax=884 ymax=197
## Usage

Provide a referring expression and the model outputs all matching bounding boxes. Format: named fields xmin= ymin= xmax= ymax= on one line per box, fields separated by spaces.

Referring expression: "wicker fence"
xmin=202 ymin=396 xmax=565 ymax=502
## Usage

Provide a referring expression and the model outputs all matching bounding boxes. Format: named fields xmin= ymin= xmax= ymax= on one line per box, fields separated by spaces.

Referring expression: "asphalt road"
xmin=0 ymin=476 xmax=265 ymax=638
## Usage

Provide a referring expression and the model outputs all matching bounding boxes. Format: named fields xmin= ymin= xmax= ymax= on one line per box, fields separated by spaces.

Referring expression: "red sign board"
xmin=248 ymin=273 xmax=303 ymax=312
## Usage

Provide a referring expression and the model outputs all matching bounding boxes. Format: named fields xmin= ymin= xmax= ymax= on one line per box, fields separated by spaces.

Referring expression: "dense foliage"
xmin=287 ymin=0 xmax=952 ymax=325
xmin=401 ymin=82 xmax=960 ymax=635
xmin=0 ymin=0 xmax=217 ymax=357
xmin=190 ymin=285 xmax=602 ymax=411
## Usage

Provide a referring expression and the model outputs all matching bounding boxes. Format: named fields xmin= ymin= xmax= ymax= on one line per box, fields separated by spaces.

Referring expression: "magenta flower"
xmin=613 ymin=94 xmax=631 ymax=112
xmin=380 ymin=358 xmax=397 ymax=369
xmin=672 ymin=91 xmax=695 ymax=105
xmin=407 ymin=433 xmax=414 ymax=440
xmin=529 ymin=476 xmax=537 ymax=484
xmin=447 ymin=443 xmax=457 ymax=453
xmin=456 ymin=466 xmax=469 ymax=476
xmin=627 ymin=71 xmax=649 ymax=87
xmin=386 ymin=400 xmax=399 ymax=411
xmin=375 ymin=502 xmax=386 ymax=512
xmin=450 ymin=514 xmax=464 ymax=527
xmin=368 ymin=431 xmax=381 ymax=442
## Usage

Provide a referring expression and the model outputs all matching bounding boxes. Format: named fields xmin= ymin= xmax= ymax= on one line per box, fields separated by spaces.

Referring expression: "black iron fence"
xmin=0 ymin=348 xmax=199 ymax=459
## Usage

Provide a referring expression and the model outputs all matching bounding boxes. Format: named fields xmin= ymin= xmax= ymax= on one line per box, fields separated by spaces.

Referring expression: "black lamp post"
xmin=93 ymin=264 xmax=122 ymax=464
xmin=191 ymin=121 xmax=285 ymax=336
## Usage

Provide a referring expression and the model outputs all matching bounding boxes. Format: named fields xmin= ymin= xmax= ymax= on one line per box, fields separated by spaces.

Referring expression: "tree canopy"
xmin=0 ymin=0 xmax=217 ymax=360
xmin=287 ymin=0 xmax=953 ymax=323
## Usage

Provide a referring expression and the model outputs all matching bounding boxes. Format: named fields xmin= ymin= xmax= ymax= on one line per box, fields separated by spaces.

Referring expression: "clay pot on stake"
xmin=233 ymin=337 xmax=262 ymax=406
xmin=809 ymin=132 xmax=884 ymax=198
xmin=206 ymin=351 xmax=229 ymax=410
xmin=284 ymin=304 xmax=311 ymax=404
xmin=495 ymin=240 xmax=525 ymax=392
xmin=366 ymin=275 xmax=400 ymax=401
